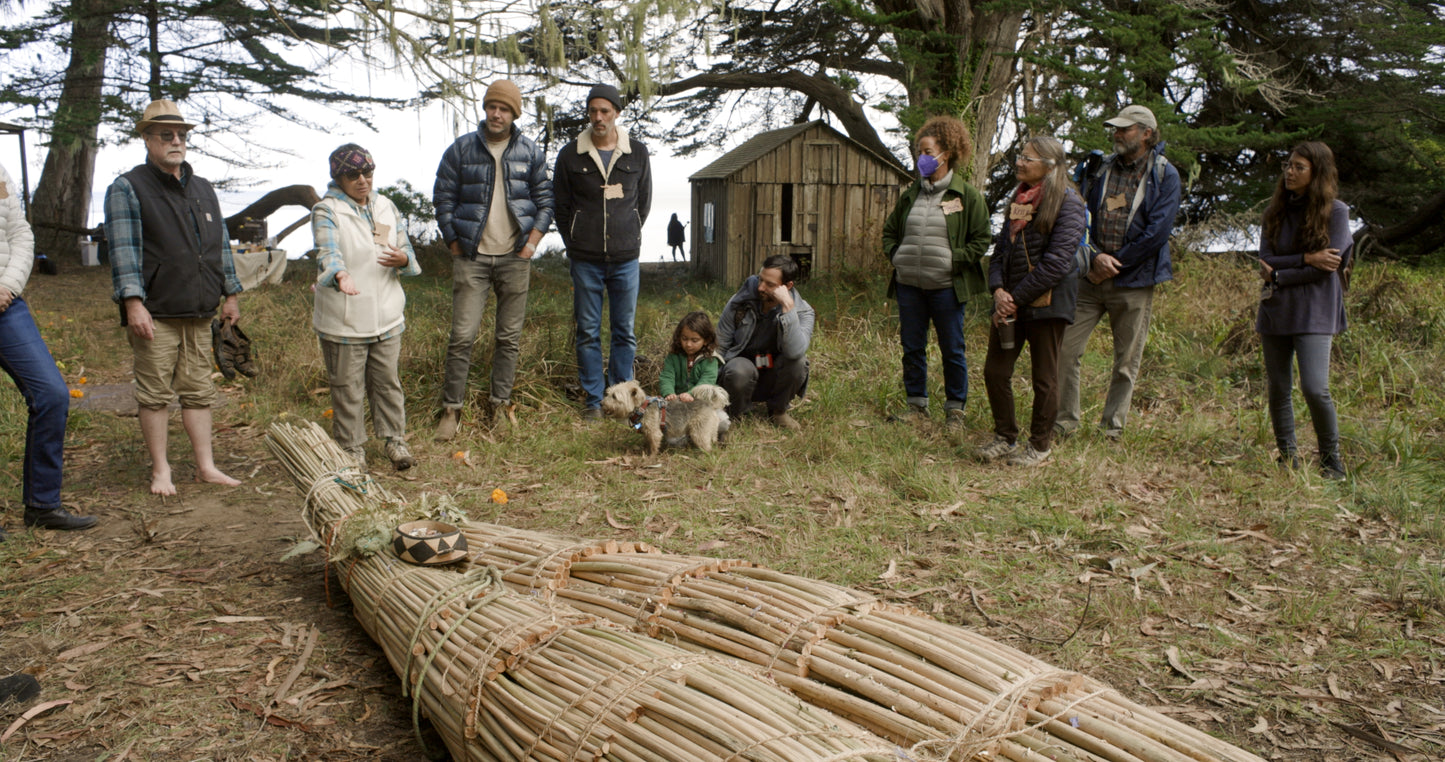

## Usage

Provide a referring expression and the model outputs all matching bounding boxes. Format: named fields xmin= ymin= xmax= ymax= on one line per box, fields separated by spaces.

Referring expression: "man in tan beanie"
xmin=432 ymin=80 xmax=553 ymax=440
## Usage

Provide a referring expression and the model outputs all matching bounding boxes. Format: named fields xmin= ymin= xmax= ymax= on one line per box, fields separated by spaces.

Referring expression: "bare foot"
xmin=151 ymin=466 xmax=177 ymax=496
xmin=196 ymin=467 xmax=241 ymax=487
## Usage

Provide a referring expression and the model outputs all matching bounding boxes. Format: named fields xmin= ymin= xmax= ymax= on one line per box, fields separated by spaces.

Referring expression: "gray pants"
xmin=442 ymin=254 xmax=530 ymax=408
xmin=720 ymin=355 xmax=808 ymax=418
xmin=1261 ymin=333 xmax=1338 ymax=456
xmin=1057 ymin=279 xmax=1156 ymax=435
xmin=320 ymin=335 xmax=405 ymax=450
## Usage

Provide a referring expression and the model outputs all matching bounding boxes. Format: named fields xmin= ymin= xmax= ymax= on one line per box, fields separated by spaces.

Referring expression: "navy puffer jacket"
xmin=433 ymin=125 xmax=554 ymax=259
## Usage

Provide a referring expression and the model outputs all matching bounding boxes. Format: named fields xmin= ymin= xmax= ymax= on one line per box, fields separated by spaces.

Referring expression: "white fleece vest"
xmin=312 ymin=194 xmax=406 ymax=339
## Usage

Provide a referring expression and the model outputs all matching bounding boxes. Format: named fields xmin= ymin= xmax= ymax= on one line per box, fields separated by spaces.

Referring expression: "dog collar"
xmin=629 ymin=396 xmax=668 ymax=432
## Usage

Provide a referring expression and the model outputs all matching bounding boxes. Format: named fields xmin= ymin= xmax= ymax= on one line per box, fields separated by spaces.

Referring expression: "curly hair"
xmin=669 ymin=311 xmax=718 ymax=358
xmin=916 ymin=116 xmax=974 ymax=172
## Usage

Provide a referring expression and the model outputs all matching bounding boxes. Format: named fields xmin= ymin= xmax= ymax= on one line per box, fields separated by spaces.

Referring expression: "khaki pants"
xmin=1056 ymin=280 xmax=1155 ymax=435
xmin=320 ymin=335 xmax=406 ymax=450
xmin=129 ymin=317 xmax=217 ymax=409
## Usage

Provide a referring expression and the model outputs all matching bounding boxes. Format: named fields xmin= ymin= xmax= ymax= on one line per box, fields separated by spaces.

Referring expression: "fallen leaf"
xmin=56 ymin=641 xmax=111 ymax=662
xmin=605 ymin=511 xmax=633 ymax=530
xmin=575 ymin=510 xmax=590 ymax=525
xmin=697 ymin=540 xmax=727 ymax=552
xmin=1 ymin=699 xmax=73 ymax=742
xmin=1247 ymin=717 xmax=1269 ymax=734
xmin=879 ymin=560 xmax=900 ymax=580
xmin=212 ymin=616 xmax=269 ymax=623
xmin=1165 ymin=646 xmax=1197 ymax=681
xmin=63 ymin=679 xmax=91 ymax=692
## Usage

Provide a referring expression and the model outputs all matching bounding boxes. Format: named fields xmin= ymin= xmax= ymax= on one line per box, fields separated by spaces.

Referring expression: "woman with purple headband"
xmin=310 ymin=144 xmax=422 ymax=471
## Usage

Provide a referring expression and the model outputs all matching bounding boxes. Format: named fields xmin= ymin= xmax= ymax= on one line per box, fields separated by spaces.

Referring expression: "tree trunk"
xmin=30 ymin=0 xmax=113 ymax=264
xmin=224 ymin=184 xmax=321 ymax=239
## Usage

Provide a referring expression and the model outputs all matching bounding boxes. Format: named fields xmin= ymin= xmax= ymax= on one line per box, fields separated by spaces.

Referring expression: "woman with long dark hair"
xmin=1257 ymin=141 xmax=1351 ymax=479
xmin=978 ymin=136 xmax=1086 ymax=467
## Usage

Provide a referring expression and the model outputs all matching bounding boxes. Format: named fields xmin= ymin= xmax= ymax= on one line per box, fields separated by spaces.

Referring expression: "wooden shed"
xmin=688 ymin=120 xmax=912 ymax=284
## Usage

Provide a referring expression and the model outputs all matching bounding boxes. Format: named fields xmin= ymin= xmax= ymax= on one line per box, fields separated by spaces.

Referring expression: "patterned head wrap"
xmin=329 ymin=144 xmax=375 ymax=178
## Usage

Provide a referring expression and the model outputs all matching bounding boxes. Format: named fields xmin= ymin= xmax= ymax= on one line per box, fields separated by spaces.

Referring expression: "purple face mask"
xmin=917 ymin=153 xmax=939 ymax=178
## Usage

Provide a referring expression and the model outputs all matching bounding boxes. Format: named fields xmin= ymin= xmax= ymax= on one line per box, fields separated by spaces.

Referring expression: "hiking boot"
xmin=230 ymin=323 xmax=258 ymax=377
xmin=945 ymin=408 xmax=966 ymax=430
xmin=581 ymin=407 xmax=603 ymax=422
xmin=977 ymin=435 xmax=1017 ymax=462
xmin=490 ymin=402 xmax=515 ymax=435
xmin=23 ymin=505 xmax=98 ymax=531
xmin=385 ymin=438 xmax=415 ymax=471
xmin=434 ymin=408 xmax=461 ymax=442
xmin=1277 ymin=450 xmax=1301 ymax=470
xmin=770 ymin=412 xmax=802 ymax=431
xmin=345 ymin=446 xmax=367 ymax=471
xmin=211 ymin=318 xmax=236 ymax=379
xmin=1052 ymin=422 xmax=1077 ymax=441
xmin=887 ymin=403 xmax=927 ymax=423
xmin=1006 ymin=443 xmax=1051 ymax=467
xmin=1320 ymin=450 xmax=1347 ymax=480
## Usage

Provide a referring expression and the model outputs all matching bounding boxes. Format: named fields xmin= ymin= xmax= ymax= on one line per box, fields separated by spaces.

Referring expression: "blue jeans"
xmin=570 ymin=258 xmax=639 ymax=409
xmin=896 ymin=284 xmax=967 ymax=409
xmin=0 ymin=297 xmax=69 ymax=510
xmin=1261 ymin=333 xmax=1338 ymax=456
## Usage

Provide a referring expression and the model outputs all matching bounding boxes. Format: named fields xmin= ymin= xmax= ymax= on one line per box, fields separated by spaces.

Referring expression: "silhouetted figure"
xmin=667 ymin=213 xmax=686 ymax=261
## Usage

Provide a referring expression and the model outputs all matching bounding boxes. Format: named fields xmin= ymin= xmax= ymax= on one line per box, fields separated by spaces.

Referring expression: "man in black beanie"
xmin=553 ymin=84 xmax=653 ymax=419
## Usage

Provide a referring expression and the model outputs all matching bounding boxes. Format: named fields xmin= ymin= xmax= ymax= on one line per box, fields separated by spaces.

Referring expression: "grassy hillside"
xmin=1 ymin=245 xmax=1441 ymax=760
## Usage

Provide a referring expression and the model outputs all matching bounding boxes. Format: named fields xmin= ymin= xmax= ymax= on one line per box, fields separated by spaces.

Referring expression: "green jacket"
xmin=881 ymin=172 xmax=991 ymax=302
xmin=659 ymin=352 xmax=721 ymax=397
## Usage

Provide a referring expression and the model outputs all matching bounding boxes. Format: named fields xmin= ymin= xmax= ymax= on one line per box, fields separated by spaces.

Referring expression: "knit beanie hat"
xmin=484 ymin=80 xmax=523 ymax=119
xmin=329 ymin=144 xmax=375 ymax=178
xmin=586 ymin=84 xmax=625 ymax=112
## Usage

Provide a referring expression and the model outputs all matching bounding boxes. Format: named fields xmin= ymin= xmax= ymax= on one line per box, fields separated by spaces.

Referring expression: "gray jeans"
xmin=320 ymin=335 xmax=405 ymax=450
xmin=1057 ymin=279 xmax=1155 ymax=434
xmin=442 ymin=254 xmax=530 ymax=408
xmin=1261 ymin=333 xmax=1338 ymax=456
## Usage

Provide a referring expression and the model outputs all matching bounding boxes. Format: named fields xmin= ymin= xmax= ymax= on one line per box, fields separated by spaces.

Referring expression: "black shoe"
xmin=24 ymin=506 xmax=99 ymax=531
xmin=1276 ymin=451 xmax=1301 ymax=470
xmin=0 ymin=673 xmax=41 ymax=705
xmin=1320 ymin=451 xmax=1347 ymax=481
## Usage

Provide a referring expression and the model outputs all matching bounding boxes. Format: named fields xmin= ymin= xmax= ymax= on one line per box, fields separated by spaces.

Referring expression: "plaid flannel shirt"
xmin=1094 ymin=154 xmax=1148 ymax=255
xmin=105 ymin=165 xmax=242 ymax=304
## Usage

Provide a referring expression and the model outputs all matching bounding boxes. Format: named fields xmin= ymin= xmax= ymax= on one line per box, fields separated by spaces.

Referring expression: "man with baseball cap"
xmin=553 ymin=83 xmax=653 ymax=419
xmin=104 ymin=99 xmax=244 ymax=495
xmin=1056 ymin=104 xmax=1182 ymax=441
xmin=433 ymin=79 xmax=554 ymax=440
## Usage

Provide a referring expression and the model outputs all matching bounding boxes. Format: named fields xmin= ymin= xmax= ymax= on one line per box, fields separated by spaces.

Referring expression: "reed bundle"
xmin=458 ymin=525 xmax=1267 ymax=762
xmin=266 ymin=421 xmax=899 ymax=762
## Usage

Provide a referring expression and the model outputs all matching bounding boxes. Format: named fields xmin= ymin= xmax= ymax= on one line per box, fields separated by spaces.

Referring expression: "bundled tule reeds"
xmin=267 ymin=420 xmax=899 ymax=762
xmin=267 ymin=420 xmax=1264 ymax=762
xmin=454 ymin=521 xmax=1268 ymax=762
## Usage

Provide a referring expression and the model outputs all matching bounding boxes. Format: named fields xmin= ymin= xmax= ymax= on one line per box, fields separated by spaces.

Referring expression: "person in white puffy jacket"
xmin=0 ymin=163 xmax=98 ymax=541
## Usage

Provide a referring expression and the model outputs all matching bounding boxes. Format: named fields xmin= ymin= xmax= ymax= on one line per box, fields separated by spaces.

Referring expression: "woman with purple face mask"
xmin=880 ymin=116 xmax=992 ymax=429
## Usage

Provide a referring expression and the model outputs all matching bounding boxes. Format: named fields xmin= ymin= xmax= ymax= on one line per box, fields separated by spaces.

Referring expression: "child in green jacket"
xmin=660 ymin=311 xmax=721 ymax=402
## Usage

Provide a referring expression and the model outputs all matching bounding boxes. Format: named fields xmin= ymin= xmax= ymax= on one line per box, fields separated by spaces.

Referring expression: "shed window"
xmin=703 ymin=202 xmax=715 ymax=244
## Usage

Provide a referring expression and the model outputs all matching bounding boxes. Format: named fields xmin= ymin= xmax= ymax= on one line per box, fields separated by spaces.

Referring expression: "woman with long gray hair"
xmin=978 ymin=136 xmax=1087 ymax=467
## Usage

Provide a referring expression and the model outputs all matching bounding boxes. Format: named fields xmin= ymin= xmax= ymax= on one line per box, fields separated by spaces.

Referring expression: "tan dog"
xmin=600 ymin=381 xmax=730 ymax=455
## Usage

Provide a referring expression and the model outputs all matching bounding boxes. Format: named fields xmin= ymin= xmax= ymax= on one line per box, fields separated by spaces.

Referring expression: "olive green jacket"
xmin=881 ymin=172 xmax=991 ymax=302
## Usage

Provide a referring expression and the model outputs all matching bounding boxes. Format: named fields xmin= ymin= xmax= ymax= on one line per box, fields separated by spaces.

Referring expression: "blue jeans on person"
xmin=1261 ymin=333 xmax=1338 ymax=457
xmin=0 ymin=297 xmax=69 ymax=511
xmin=896 ymin=283 xmax=967 ymax=410
xmin=570 ymin=258 xmax=639 ymax=409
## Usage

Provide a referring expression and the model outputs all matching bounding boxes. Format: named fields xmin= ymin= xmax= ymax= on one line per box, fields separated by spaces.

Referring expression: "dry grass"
xmin=1 ymin=248 xmax=1442 ymax=760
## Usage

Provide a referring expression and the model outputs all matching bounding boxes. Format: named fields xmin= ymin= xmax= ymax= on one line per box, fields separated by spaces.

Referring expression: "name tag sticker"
xmin=204 ymin=212 xmax=213 ymax=221
xmin=1008 ymin=202 xmax=1034 ymax=221
xmin=373 ymin=223 xmax=392 ymax=244
xmin=1106 ymin=193 xmax=1128 ymax=212
xmin=0 ymin=181 xmax=8 ymax=199
xmin=603 ymin=183 xmax=624 ymax=200
xmin=941 ymin=198 xmax=964 ymax=215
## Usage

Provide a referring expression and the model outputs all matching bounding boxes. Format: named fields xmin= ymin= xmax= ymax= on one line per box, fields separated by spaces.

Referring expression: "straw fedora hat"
xmin=135 ymin=99 xmax=197 ymax=133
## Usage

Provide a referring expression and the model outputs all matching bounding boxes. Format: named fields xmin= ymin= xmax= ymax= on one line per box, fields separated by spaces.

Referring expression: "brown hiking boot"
xmin=434 ymin=408 xmax=461 ymax=442
xmin=770 ymin=412 xmax=802 ymax=431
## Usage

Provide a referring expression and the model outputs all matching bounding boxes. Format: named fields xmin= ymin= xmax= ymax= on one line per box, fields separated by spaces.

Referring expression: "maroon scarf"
xmin=1008 ymin=183 xmax=1042 ymax=240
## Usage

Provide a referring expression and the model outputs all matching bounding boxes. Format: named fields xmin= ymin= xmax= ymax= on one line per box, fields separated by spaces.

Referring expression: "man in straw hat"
xmin=432 ymin=79 xmax=553 ymax=441
xmin=104 ymin=99 xmax=244 ymax=495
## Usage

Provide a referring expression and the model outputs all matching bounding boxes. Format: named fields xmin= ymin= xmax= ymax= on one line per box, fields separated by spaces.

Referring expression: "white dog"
xmin=600 ymin=381 xmax=730 ymax=455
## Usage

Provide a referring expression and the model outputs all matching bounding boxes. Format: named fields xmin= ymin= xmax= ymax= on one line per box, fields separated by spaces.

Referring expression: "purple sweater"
xmin=1256 ymin=198 xmax=1351 ymax=336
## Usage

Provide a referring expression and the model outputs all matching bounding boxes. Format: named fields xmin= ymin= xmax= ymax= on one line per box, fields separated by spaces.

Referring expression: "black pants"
xmin=721 ymin=356 xmax=808 ymax=418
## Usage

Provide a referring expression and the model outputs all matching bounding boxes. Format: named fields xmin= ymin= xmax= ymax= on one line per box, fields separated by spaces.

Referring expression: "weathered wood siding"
xmin=691 ymin=123 xmax=911 ymax=285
